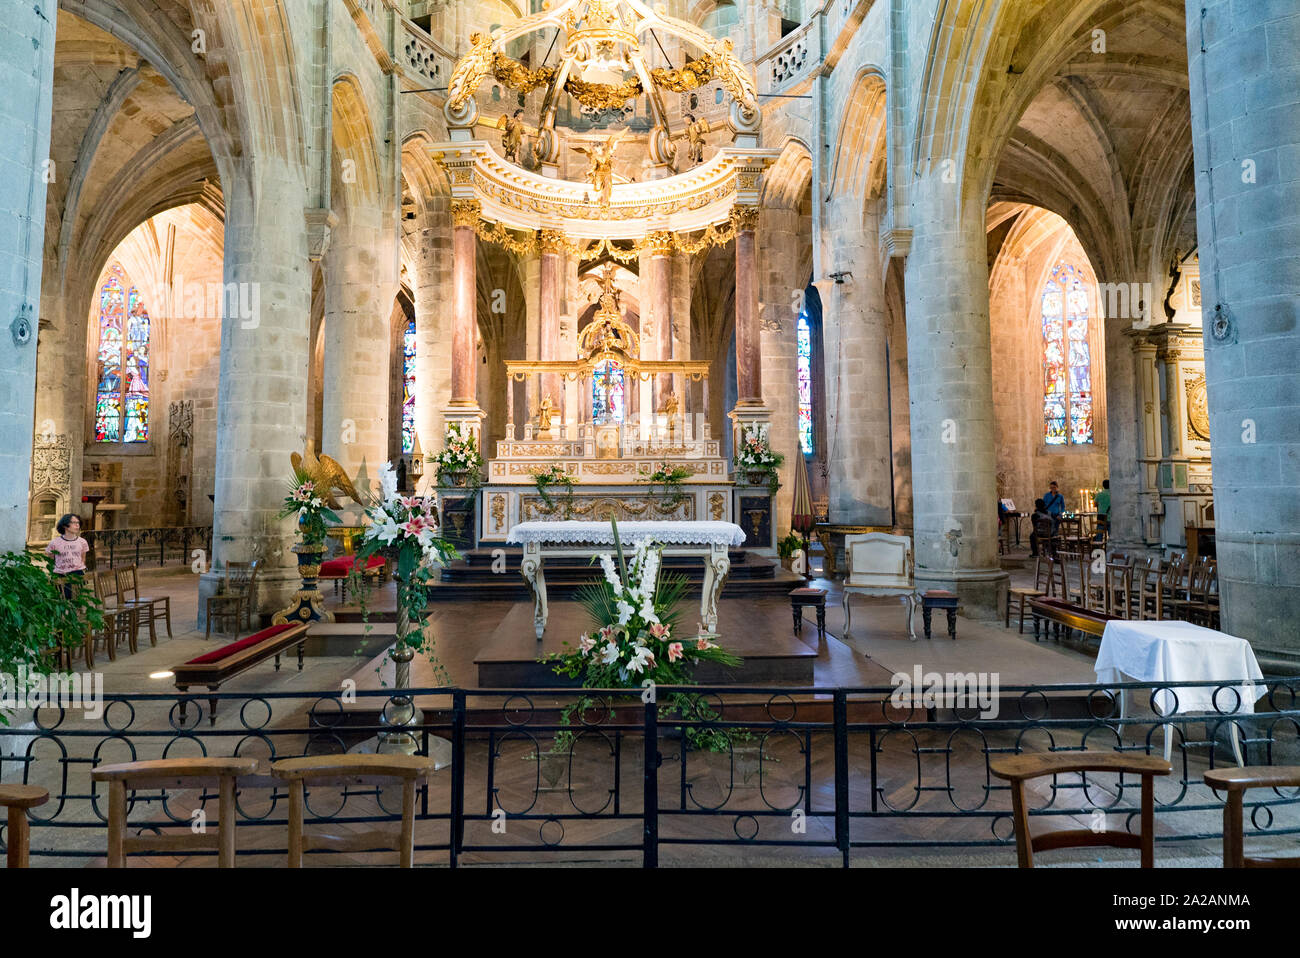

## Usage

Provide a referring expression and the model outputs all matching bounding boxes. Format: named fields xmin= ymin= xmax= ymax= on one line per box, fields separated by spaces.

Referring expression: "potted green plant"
xmin=427 ymin=423 xmax=484 ymax=489
xmin=0 ymin=552 xmax=104 ymax=725
xmin=777 ymin=531 xmax=804 ymax=572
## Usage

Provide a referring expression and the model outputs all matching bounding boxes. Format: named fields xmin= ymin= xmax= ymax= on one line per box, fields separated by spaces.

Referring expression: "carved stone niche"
xmin=29 ymin=433 xmax=72 ymax=543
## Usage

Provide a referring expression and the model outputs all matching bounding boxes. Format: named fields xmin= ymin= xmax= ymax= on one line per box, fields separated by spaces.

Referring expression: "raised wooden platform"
xmin=472 ymin=598 xmax=818 ymax=687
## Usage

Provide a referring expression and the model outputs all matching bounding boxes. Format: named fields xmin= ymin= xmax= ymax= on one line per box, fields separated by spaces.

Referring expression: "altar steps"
xmin=428 ymin=546 xmax=803 ymax=601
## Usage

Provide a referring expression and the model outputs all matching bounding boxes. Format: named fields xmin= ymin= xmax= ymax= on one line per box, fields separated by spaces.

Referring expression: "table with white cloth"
xmin=505 ymin=520 xmax=747 ymax=639
xmin=1095 ymin=620 xmax=1265 ymax=765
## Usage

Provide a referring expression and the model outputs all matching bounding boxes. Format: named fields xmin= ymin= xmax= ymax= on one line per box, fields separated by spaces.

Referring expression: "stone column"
xmin=822 ymin=196 xmax=893 ymax=526
xmin=202 ymin=158 xmax=314 ymax=615
xmin=321 ymin=208 xmax=394 ymax=483
xmin=446 ymin=199 xmax=485 ymax=437
xmin=1187 ymin=0 xmax=1300 ymax=656
xmin=902 ymin=180 xmax=1006 ymax=613
xmin=1 ymin=1 xmax=55 ymax=551
xmin=412 ymin=206 xmax=453 ymax=486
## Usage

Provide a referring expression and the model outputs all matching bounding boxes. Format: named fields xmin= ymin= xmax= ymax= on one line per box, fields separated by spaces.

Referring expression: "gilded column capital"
xmin=538 ymin=228 xmax=566 ymax=255
xmin=645 ymin=230 xmax=674 ymax=256
xmin=730 ymin=205 xmax=760 ymax=233
xmin=450 ymin=199 xmax=482 ymax=229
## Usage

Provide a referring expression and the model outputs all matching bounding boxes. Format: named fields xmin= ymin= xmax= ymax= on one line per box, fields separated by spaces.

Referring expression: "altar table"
xmin=1095 ymin=620 xmax=1264 ymax=765
xmin=506 ymin=521 xmax=747 ymax=639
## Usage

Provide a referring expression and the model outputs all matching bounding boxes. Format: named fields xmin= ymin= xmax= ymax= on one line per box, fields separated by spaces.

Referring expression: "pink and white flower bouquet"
xmin=546 ymin=519 xmax=740 ymax=750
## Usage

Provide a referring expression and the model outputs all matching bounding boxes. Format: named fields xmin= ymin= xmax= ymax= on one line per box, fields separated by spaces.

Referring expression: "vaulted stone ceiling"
xmin=992 ymin=0 xmax=1196 ymax=276
xmin=47 ymin=11 xmax=221 ymax=286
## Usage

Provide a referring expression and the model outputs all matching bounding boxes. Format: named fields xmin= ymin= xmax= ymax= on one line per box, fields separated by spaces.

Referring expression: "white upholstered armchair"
xmin=841 ymin=532 xmax=919 ymax=640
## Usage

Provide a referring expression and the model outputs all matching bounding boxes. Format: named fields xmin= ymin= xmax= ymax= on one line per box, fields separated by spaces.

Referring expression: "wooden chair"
xmin=1160 ymin=553 xmax=1188 ymax=614
xmin=116 ymin=564 xmax=172 ymax=642
xmin=841 ymin=532 xmax=919 ymax=640
xmin=1184 ymin=560 xmax=1219 ymax=628
xmin=93 ymin=569 xmax=138 ymax=655
xmin=1007 ymin=557 xmax=1049 ymax=632
xmin=271 ymin=754 xmax=439 ymax=867
xmin=990 ymin=752 xmax=1172 ymax=867
xmin=1056 ymin=549 xmax=1084 ymax=606
xmin=1204 ymin=766 xmax=1300 ymax=868
xmin=205 ymin=560 xmax=259 ymax=640
xmin=0 ymin=785 xmax=49 ymax=867
xmin=1045 ymin=556 xmax=1068 ymax=603
xmin=1167 ymin=556 xmax=1208 ymax=621
xmin=1133 ymin=557 xmax=1163 ymax=620
xmin=1104 ymin=562 xmax=1134 ymax=618
xmin=91 ymin=757 xmax=259 ymax=867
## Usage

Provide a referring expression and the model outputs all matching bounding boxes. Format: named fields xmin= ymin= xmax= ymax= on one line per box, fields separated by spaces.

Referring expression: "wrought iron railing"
xmin=83 ymin=525 xmax=213 ymax=569
xmin=1 ymin=678 xmax=1296 ymax=866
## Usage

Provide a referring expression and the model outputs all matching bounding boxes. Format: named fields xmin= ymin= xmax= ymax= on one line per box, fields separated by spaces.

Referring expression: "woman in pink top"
xmin=46 ymin=514 xmax=90 ymax=595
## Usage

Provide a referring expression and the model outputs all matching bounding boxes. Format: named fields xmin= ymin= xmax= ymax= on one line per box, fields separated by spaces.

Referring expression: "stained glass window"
xmin=401 ymin=319 xmax=416 ymax=454
xmin=1041 ymin=262 xmax=1092 ymax=445
xmin=95 ymin=264 xmax=150 ymax=443
xmin=592 ymin=358 xmax=625 ymax=423
xmin=796 ymin=308 xmax=814 ymax=455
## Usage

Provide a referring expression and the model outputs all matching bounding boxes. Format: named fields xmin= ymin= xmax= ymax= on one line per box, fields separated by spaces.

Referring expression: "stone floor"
xmin=2 ymin=556 xmax=1295 ymax=869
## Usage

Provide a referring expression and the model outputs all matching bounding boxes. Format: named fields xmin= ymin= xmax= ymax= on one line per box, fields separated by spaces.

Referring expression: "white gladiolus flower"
xmin=616 ymin=599 xmax=634 ymax=625
xmin=378 ymin=461 xmax=398 ymax=500
xmin=601 ymin=642 xmax=620 ymax=665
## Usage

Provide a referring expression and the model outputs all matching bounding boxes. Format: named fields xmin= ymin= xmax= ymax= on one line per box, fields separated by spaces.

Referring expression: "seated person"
xmin=1043 ymin=481 xmax=1065 ymax=532
xmin=1029 ymin=498 xmax=1054 ymax=558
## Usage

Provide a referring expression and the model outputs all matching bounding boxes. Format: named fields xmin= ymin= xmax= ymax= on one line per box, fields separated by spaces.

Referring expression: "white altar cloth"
xmin=507 ymin=520 xmax=746 ymax=548
xmin=506 ymin=521 xmax=745 ymax=638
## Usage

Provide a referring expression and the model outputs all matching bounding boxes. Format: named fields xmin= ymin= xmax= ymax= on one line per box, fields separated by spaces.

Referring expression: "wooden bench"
xmin=990 ymin=752 xmax=1172 ymax=867
xmin=1028 ymin=596 xmax=1121 ymax=641
xmin=91 ymin=757 xmax=259 ymax=867
xmin=1204 ymin=766 xmax=1300 ymax=868
xmin=173 ymin=622 xmax=310 ymax=725
xmin=271 ymin=754 xmax=439 ymax=867
xmin=0 ymin=785 xmax=49 ymax=868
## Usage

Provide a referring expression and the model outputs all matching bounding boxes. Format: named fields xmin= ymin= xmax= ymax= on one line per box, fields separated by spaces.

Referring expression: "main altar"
xmin=424 ymin=0 xmax=783 ymax=553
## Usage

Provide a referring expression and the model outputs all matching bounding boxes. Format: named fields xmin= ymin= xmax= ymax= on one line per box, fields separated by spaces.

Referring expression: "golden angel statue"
xmin=290 ymin=439 xmax=366 ymax=509
xmin=572 ymin=129 xmax=628 ymax=209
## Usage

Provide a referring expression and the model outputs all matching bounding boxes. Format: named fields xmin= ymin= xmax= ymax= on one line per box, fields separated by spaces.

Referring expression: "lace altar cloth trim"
xmin=507 ymin=520 xmax=746 ymax=548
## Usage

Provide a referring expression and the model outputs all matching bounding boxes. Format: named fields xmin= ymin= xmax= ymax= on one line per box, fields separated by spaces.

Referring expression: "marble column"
xmin=321 ymin=207 xmax=394 ymax=483
xmin=539 ymin=229 xmax=563 ymax=428
xmin=733 ymin=207 xmax=763 ymax=404
xmin=645 ymin=230 xmax=674 ymax=415
xmin=902 ymin=180 xmax=1007 ymax=613
xmin=1187 ymin=0 xmax=1300 ymax=657
xmin=447 ymin=200 xmax=484 ymax=437
xmin=1 ymin=0 xmax=55 ymax=552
